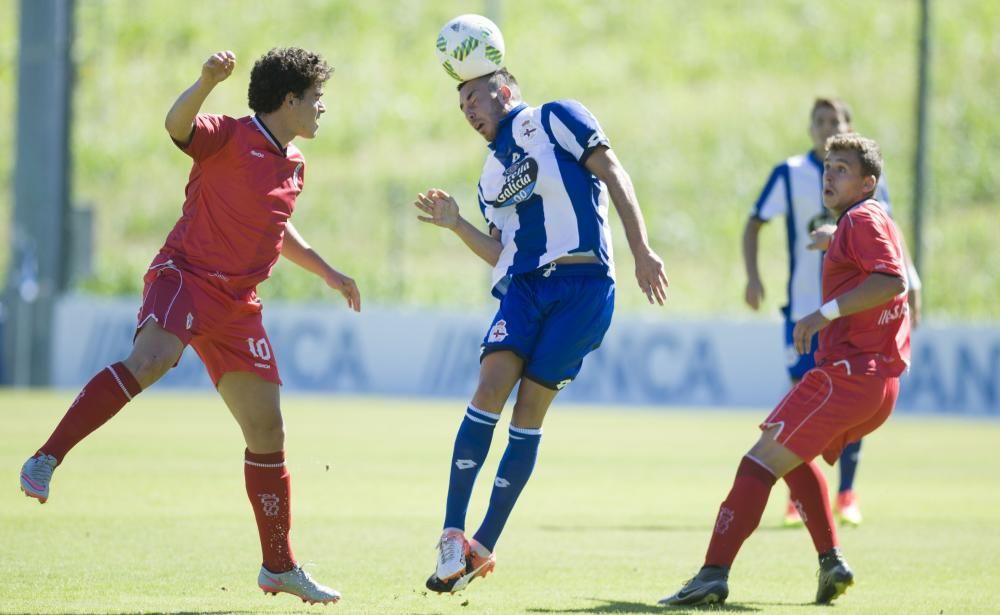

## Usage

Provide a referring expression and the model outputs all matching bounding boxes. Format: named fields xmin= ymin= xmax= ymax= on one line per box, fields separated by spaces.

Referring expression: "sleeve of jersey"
xmin=540 ymin=100 xmax=610 ymax=164
xmin=173 ymin=114 xmax=235 ymax=161
xmin=845 ymin=208 xmax=905 ymax=278
xmin=750 ymin=164 xmax=789 ymax=221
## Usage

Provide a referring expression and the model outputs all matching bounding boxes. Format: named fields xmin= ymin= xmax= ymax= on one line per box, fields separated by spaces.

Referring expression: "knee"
xmin=245 ymin=416 xmax=285 ymax=449
xmin=471 ymin=382 xmax=509 ymax=413
xmin=123 ymin=350 xmax=177 ymax=388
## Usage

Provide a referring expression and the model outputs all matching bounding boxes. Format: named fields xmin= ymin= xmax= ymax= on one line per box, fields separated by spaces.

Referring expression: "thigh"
xmin=191 ymin=309 xmax=282 ymax=388
xmin=123 ymin=320 xmax=186 ymax=388
xmin=761 ymin=366 xmax=888 ymax=464
xmin=470 ymin=350 xmax=524 ymax=413
xmin=217 ymin=371 xmax=283 ymax=453
xmin=524 ymin=276 xmax=614 ymax=390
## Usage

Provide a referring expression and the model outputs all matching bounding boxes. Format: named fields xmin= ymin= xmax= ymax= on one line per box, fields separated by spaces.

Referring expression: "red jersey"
xmin=816 ymin=199 xmax=911 ymax=377
xmin=156 ymin=114 xmax=305 ymax=296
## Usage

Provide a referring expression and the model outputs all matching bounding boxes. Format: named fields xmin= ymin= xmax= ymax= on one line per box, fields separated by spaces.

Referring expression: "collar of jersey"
xmin=488 ymin=102 xmax=528 ymax=150
xmin=836 ymin=197 xmax=874 ymax=224
xmin=251 ymin=114 xmax=288 ymax=156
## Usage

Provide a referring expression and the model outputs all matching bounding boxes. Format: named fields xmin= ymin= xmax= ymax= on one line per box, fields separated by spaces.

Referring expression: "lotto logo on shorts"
xmin=489 ymin=319 xmax=508 ymax=342
xmin=258 ymin=493 xmax=280 ymax=517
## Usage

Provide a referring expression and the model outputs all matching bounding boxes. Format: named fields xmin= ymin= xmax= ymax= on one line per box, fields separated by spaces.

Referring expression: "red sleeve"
xmin=172 ymin=114 xmax=235 ymax=161
xmin=844 ymin=206 xmax=905 ymax=278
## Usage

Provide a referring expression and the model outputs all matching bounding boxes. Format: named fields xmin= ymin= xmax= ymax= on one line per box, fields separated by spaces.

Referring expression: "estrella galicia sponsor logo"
xmin=493 ymin=157 xmax=538 ymax=208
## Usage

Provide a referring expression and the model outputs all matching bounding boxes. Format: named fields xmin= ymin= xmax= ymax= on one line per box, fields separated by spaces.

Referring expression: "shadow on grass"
xmin=526 ymin=598 xmax=761 ymax=613
xmin=538 ymin=524 xmax=802 ymax=534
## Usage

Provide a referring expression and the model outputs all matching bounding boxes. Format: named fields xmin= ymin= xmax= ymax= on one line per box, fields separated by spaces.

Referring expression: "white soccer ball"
xmin=435 ymin=14 xmax=506 ymax=82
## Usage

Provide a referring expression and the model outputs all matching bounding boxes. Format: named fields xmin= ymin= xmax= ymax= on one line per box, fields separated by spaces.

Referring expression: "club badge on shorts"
xmin=489 ymin=319 xmax=508 ymax=342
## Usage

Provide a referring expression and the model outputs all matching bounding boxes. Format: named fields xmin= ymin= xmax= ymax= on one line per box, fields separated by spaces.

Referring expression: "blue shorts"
xmin=482 ymin=264 xmax=614 ymax=390
xmin=783 ymin=310 xmax=818 ymax=381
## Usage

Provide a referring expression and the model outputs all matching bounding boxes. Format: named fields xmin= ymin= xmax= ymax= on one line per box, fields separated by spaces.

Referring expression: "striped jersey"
xmin=478 ymin=100 xmax=614 ymax=297
xmin=752 ymin=150 xmax=890 ymax=321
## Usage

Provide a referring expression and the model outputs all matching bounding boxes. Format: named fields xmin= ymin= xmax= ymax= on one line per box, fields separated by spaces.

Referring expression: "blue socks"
xmin=838 ymin=440 xmax=862 ymax=493
xmin=444 ymin=406 xmax=500 ymax=530
xmin=473 ymin=425 xmax=543 ymax=552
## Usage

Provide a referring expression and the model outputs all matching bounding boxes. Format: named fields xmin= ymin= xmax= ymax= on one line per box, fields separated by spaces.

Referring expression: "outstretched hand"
xmin=807 ymin=224 xmax=836 ymax=251
xmin=792 ymin=310 xmax=830 ymax=354
xmin=635 ymin=250 xmax=669 ymax=306
xmin=202 ymin=50 xmax=236 ymax=85
xmin=414 ymin=189 xmax=460 ymax=230
xmin=325 ymin=270 xmax=361 ymax=312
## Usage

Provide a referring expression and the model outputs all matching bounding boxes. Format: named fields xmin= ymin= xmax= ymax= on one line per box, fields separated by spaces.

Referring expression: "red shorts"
xmin=760 ymin=362 xmax=899 ymax=464
xmin=137 ymin=258 xmax=281 ymax=387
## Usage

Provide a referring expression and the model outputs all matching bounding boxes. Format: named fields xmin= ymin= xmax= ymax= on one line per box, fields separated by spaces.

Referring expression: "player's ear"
xmin=863 ymin=175 xmax=876 ymax=194
xmin=498 ymin=84 xmax=511 ymax=104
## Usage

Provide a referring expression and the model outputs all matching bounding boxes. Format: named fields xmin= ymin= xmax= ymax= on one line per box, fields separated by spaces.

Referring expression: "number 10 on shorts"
xmin=246 ymin=337 xmax=272 ymax=361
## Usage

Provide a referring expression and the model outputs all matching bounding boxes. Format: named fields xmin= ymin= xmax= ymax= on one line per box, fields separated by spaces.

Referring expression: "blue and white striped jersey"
xmin=752 ymin=150 xmax=890 ymax=321
xmin=478 ymin=100 xmax=615 ymax=297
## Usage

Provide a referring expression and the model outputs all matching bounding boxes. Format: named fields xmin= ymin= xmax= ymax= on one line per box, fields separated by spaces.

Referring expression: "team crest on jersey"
xmin=186 ymin=312 xmax=194 ymax=330
xmin=488 ymin=319 xmax=509 ymax=342
xmin=292 ymin=162 xmax=303 ymax=189
xmin=493 ymin=157 xmax=538 ymax=208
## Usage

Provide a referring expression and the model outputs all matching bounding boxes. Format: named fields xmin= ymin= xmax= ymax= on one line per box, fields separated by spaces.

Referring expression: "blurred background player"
xmin=18 ymin=48 xmax=359 ymax=605
xmin=413 ymin=68 xmax=668 ymax=593
xmin=661 ymin=133 xmax=912 ymax=607
xmin=741 ymin=97 xmax=921 ymax=527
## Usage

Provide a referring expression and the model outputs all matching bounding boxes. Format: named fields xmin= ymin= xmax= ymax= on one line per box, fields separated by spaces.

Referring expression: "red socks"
xmin=245 ymin=449 xmax=296 ymax=573
xmin=38 ymin=362 xmax=143 ymax=463
xmin=783 ymin=461 xmax=838 ymax=554
xmin=704 ymin=456 xmax=777 ymax=567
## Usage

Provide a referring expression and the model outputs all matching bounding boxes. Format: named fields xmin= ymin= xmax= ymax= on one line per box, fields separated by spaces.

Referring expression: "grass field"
xmin=2 ymin=391 xmax=998 ymax=614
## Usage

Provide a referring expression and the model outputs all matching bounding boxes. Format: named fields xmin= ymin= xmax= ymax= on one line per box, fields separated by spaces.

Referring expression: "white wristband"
xmin=819 ymin=299 xmax=841 ymax=320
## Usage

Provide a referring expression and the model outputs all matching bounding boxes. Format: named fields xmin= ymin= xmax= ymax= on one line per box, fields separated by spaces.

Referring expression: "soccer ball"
xmin=435 ymin=14 xmax=505 ymax=82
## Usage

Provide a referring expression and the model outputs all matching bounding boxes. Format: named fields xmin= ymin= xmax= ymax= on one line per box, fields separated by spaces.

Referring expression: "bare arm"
xmin=413 ymin=189 xmax=502 ymax=266
xmin=896 ymin=223 xmax=923 ymax=328
xmin=742 ymin=216 xmax=766 ymax=310
xmin=792 ymin=272 xmax=907 ymax=354
xmin=281 ymin=221 xmax=361 ymax=312
xmin=164 ymin=50 xmax=236 ymax=144
xmin=584 ymin=146 xmax=668 ymax=305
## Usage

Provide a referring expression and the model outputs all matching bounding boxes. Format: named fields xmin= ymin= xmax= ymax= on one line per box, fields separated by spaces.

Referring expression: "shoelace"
xmin=28 ymin=455 xmax=56 ymax=482
xmin=437 ymin=534 xmax=463 ymax=566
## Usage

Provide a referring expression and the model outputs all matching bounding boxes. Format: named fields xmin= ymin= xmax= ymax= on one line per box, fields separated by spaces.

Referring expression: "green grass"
xmin=0 ymin=1 xmax=998 ymax=317
xmin=2 ymin=390 xmax=998 ymax=614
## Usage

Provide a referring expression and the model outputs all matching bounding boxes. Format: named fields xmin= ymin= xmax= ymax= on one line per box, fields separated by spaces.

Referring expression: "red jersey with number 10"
xmin=816 ymin=199 xmax=911 ymax=377
xmin=157 ymin=114 xmax=304 ymax=295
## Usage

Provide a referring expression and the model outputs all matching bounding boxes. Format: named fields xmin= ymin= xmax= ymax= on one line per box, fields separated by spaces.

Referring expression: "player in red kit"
xmin=18 ymin=49 xmax=358 ymax=604
xmin=660 ymin=133 xmax=910 ymax=607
